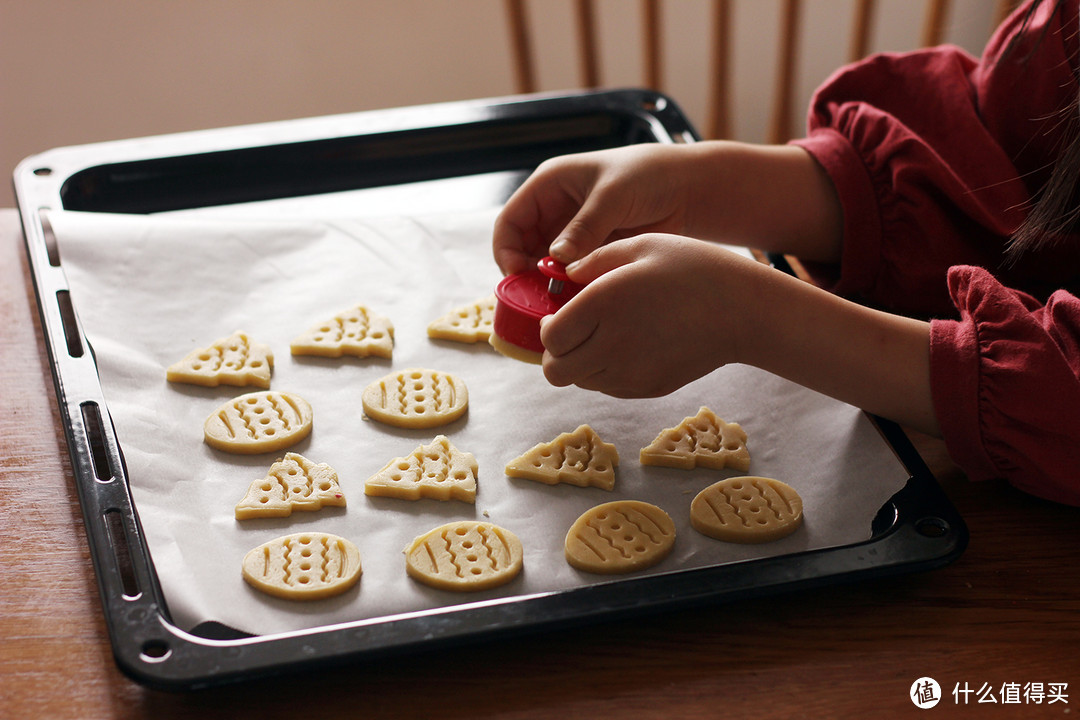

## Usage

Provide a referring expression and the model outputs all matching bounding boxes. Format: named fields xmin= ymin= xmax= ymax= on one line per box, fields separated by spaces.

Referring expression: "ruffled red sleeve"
xmin=932 ymin=267 xmax=1080 ymax=505
xmin=792 ymin=46 xmax=1029 ymax=317
xmin=791 ymin=0 xmax=1080 ymax=317
xmin=788 ymin=0 xmax=1080 ymax=503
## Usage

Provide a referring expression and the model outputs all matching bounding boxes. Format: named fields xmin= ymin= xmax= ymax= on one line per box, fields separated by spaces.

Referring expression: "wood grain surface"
xmin=2 ymin=210 xmax=1078 ymax=719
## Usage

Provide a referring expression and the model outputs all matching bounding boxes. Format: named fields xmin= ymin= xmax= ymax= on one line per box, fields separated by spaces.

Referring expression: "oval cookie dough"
xmin=565 ymin=500 xmax=675 ymax=574
xmin=204 ymin=390 xmax=313 ymax=454
xmin=242 ymin=531 xmax=361 ymax=601
xmin=361 ymin=368 xmax=468 ymax=429
xmin=690 ymin=476 xmax=803 ymax=543
xmin=405 ymin=521 xmax=523 ymax=592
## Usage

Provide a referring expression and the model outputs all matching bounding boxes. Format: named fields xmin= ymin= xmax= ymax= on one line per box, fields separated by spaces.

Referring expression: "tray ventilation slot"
xmin=39 ymin=209 xmax=61 ymax=266
xmin=104 ymin=508 xmax=141 ymax=601
xmin=56 ymin=290 xmax=84 ymax=358
xmin=81 ymin=402 xmax=114 ymax=483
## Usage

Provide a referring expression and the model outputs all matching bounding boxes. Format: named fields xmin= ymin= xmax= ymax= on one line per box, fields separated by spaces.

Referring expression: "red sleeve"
xmin=792 ymin=46 xmax=1025 ymax=317
xmin=932 ymin=267 xmax=1080 ymax=505
xmin=788 ymin=0 xmax=1080 ymax=504
xmin=790 ymin=0 xmax=1080 ymax=317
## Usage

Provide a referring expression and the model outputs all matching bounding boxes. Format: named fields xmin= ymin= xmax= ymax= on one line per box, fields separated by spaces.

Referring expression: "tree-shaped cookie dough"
xmin=505 ymin=424 xmax=619 ymax=491
xmin=427 ymin=295 xmax=496 ymax=344
xmin=291 ymin=304 xmax=394 ymax=359
xmin=365 ymin=435 xmax=478 ymax=503
xmin=235 ymin=452 xmax=345 ymax=519
xmin=167 ymin=330 xmax=273 ymax=388
xmin=639 ymin=406 xmax=750 ymax=471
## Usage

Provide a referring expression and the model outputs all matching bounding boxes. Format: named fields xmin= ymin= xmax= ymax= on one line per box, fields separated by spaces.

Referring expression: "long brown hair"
xmin=1006 ymin=0 xmax=1080 ymax=260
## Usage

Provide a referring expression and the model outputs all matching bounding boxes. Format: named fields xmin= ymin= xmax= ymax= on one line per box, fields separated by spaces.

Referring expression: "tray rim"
xmin=12 ymin=88 xmax=967 ymax=691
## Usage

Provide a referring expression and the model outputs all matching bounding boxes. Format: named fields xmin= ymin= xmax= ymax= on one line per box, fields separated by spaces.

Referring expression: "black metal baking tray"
xmin=13 ymin=88 xmax=966 ymax=691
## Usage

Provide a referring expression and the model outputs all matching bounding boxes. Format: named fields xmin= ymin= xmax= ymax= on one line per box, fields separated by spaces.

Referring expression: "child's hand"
xmin=539 ymin=234 xmax=765 ymax=397
xmin=492 ymin=141 xmax=843 ymax=277
xmin=492 ymin=145 xmax=694 ymax=276
xmin=538 ymin=232 xmax=937 ymax=438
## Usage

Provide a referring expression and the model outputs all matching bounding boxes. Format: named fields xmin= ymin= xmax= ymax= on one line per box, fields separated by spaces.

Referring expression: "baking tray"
xmin=13 ymin=89 xmax=967 ymax=691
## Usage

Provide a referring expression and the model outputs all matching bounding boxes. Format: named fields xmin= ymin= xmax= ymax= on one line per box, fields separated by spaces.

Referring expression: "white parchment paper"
xmin=50 ymin=207 xmax=909 ymax=637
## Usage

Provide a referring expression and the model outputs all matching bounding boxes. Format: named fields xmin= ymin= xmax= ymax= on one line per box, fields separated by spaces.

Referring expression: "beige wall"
xmin=2 ymin=0 xmax=1000 ymax=208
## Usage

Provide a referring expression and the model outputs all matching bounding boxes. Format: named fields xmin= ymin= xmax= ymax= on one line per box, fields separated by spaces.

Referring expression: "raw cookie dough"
xmin=427 ymin=295 xmax=496 ymax=344
xmin=290 ymin=304 xmax=394 ymax=359
xmin=204 ymin=390 xmax=313 ymax=454
xmin=690 ymin=476 xmax=803 ymax=543
xmin=505 ymin=424 xmax=618 ymax=491
xmin=365 ymin=435 xmax=478 ymax=503
xmin=488 ymin=332 xmax=543 ymax=365
xmin=639 ymin=406 xmax=750 ymax=471
xmin=361 ymin=368 xmax=468 ymax=429
xmin=166 ymin=330 xmax=273 ymax=388
xmin=404 ymin=521 xmax=523 ymax=592
xmin=241 ymin=531 xmax=362 ymax=601
xmin=235 ymin=453 xmax=345 ymax=519
xmin=565 ymin=500 xmax=675 ymax=574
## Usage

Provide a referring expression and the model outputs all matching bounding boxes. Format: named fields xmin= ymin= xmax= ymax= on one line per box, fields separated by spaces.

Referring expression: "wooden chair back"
xmin=505 ymin=0 xmax=1023 ymax=142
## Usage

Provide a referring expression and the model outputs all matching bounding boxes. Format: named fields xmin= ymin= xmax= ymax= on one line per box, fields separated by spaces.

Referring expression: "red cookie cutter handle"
xmin=538 ymin=255 xmax=571 ymax=293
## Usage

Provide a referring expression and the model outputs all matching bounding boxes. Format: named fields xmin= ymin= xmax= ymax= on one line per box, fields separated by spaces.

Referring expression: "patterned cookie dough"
xmin=565 ymin=500 xmax=675 ymax=574
xmin=365 ymin=435 xmax=478 ymax=503
xmin=404 ymin=521 xmax=523 ymax=592
xmin=427 ymin=295 xmax=496 ymax=344
xmin=690 ymin=476 xmax=803 ymax=543
xmin=640 ymin=406 xmax=750 ymax=471
xmin=241 ymin=532 xmax=362 ymax=601
xmin=204 ymin=390 xmax=313 ymax=454
xmin=166 ymin=331 xmax=273 ymax=389
xmin=291 ymin=304 xmax=394 ymax=359
xmin=505 ymin=425 xmax=618 ymax=491
xmin=361 ymin=368 xmax=468 ymax=429
xmin=235 ymin=453 xmax=345 ymax=519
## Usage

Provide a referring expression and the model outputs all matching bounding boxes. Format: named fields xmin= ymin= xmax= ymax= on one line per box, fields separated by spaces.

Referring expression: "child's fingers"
xmin=547 ymin=192 xmax=632 ymax=264
xmin=540 ymin=308 xmax=635 ymax=395
xmin=538 ymin=311 xmax=596 ymax=363
xmin=493 ymin=187 xmax=553 ymax=275
xmin=539 ymin=257 xmax=635 ymax=387
xmin=564 ymin=235 xmax=652 ymax=285
xmin=492 ymin=227 xmax=538 ymax=276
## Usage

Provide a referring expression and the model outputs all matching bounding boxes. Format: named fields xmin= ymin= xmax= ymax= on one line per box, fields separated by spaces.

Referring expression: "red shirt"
xmin=791 ymin=0 xmax=1080 ymax=505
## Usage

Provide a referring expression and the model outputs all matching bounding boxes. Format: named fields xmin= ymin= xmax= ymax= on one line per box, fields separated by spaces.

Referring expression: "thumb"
xmin=548 ymin=194 xmax=629 ymax=264
xmin=564 ymin=237 xmax=645 ymax=285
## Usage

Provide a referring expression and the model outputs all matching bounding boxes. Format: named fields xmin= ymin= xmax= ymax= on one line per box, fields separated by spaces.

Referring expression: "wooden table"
xmin=2 ymin=208 xmax=1077 ymax=719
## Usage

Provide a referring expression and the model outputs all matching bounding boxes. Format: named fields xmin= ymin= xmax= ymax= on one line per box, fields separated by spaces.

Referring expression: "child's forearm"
xmin=738 ymin=262 xmax=940 ymax=436
xmin=682 ymin=142 xmax=844 ymax=263
xmin=688 ymin=144 xmax=936 ymax=430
